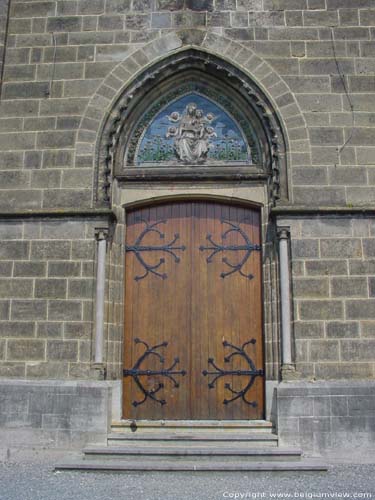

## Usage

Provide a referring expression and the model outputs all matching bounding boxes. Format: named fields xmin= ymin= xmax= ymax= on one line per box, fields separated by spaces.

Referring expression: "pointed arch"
xmin=74 ymin=31 xmax=308 ymax=206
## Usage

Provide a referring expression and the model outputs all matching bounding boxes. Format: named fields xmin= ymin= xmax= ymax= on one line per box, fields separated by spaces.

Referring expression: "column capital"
xmin=95 ymin=227 xmax=109 ymax=241
xmin=277 ymin=227 xmax=290 ymax=240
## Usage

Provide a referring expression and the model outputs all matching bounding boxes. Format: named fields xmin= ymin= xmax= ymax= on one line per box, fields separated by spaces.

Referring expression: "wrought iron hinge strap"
xmin=203 ymin=339 xmax=264 ymax=407
xmin=200 ymin=219 xmax=261 ymax=279
xmin=123 ymin=338 xmax=186 ymax=407
xmin=125 ymin=219 xmax=186 ymax=281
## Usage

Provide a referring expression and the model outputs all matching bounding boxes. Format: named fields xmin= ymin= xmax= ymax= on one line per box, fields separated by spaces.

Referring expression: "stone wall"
xmin=0 ymin=218 xmax=103 ymax=379
xmin=277 ymin=381 xmax=375 ymax=458
xmin=0 ymin=379 xmax=111 ymax=449
xmin=278 ymin=215 xmax=375 ymax=380
xmin=0 ymin=0 xmax=375 ymax=381
xmin=1 ymin=0 xmax=375 ymax=209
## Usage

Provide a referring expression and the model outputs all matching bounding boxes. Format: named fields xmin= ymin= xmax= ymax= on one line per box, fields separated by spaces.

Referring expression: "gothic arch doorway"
xmin=123 ymin=200 xmax=264 ymax=420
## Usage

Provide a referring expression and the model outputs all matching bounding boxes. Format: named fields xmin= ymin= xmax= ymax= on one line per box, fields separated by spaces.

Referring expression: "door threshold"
xmin=112 ymin=420 xmax=272 ymax=428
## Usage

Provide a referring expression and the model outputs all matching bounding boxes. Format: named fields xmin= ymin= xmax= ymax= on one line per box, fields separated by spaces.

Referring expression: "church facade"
xmin=0 ymin=0 xmax=374 ymax=459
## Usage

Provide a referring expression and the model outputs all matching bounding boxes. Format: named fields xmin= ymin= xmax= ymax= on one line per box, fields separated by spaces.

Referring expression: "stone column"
xmin=277 ymin=228 xmax=295 ymax=377
xmin=94 ymin=228 xmax=109 ymax=367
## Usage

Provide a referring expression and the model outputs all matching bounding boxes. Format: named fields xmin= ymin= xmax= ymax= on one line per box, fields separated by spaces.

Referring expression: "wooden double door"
xmin=123 ymin=201 xmax=264 ymax=420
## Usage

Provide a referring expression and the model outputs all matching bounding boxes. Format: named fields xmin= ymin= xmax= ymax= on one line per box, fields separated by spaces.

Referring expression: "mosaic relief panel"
xmin=134 ymin=93 xmax=254 ymax=166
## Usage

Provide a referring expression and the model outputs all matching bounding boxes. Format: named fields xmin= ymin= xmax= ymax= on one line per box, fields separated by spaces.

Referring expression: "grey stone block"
xmin=305 ymin=259 xmax=348 ymax=276
xmin=333 ymin=27 xmax=369 ymax=40
xmin=349 ymin=259 xmax=375 ymax=275
xmin=294 ymin=321 xmax=324 ymax=339
xmin=40 ymin=221 xmax=85 ymax=240
xmin=300 ymin=59 xmax=354 ymax=75
xmin=13 ymin=262 xmax=46 ymax=278
xmin=363 ymin=239 xmax=375 ymax=257
xmin=294 ymin=278 xmax=329 ymax=298
xmin=26 ymin=361 xmax=69 ymax=378
xmin=48 ymin=261 xmax=81 ymax=277
xmin=47 ymin=16 xmax=82 ymax=32
xmin=326 ymin=322 xmax=359 ymax=338
xmin=43 ymin=150 xmax=73 ymax=168
xmin=301 ymin=219 xmax=351 ymax=238
xmin=11 ymin=300 xmax=47 ymax=321
xmin=48 ymin=300 xmax=82 ymax=321
xmin=71 ymin=241 xmax=95 ymax=260
xmin=0 ymin=301 xmax=9 ymax=320
xmin=0 ymin=362 xmax=25 ymax=377
xmin=10 ymin=2 xmax=56 ymax=18
xmin=279 ymin=397 xmax=313 ymax=418
xmin=331 ymin=396 xmax=348 ymax=416
xmin=331 ymin=277 xmax=367 ymax=297
xmin=320 ymin=239 xmax=362 ymax=259
xmin=47 ymin=340 xmax=78 ymax=361
xmin=42 ymin=190 xmax=92 ymax=209
xmin=0 ymin=132 xmax=36 ymax=150
xmin=3 ymin=64 xmax=36 ymax=81
xmin=31 ymin=242 xmax=71 ymax=260
xmin=68 ymin=279 xmax=94 ymax=299
xmin=31 ymin=171 xmax=61 ymax=189
xmin=3 ymin=82 xmax=49 ymax=100
xmin=310 ymin=128 xmax=343 ymax=146
xmin=36 ymin=322 xmax=63 ymax=338
xmin=291 ymin=239 xmax=319 ymax=259
xmin=77 ymin=0 xmax=104 ymax=14
xmin=0 ymin=222 xmax=22 ymax=240
xmin=0 ymin=321 xmax=35 ymax=338
xmin=37 ymin=131 xmax=75 ymax=149
xmin=35 ymin=279 xmax=67 ymax=299
xmin=303 ymin=9 xmax=338 ymax=26
xmin=0 ymin=279 xmax=32 ymax=298
xmin=0 ymin=191 xmax=42 ymax=211
xmin=64 ymin=322 xmax=92 ymax=339
xmin=299 ymin=300 xmax=344 ymax=320
xmin=0 ymin=263 xmax=11 ymax=277
xmin=40 ymin=98 xmax=89 ymax=116
xmin=7 ymin=339 xmax=45 ymax=361
xmin=346 ymin=300 xmax=375 ymax=319
xmin=284 ymin=76 xmax=330 ymax=93
xmin=0 ymin=152 xmax=23 ymax=169
xmin=310 ymin=340 xmax=339 ymax=361
xmin=313 ymin=397 xmax=331 ymax=417
xmin=0 ymin=241 xmax=29 ymax=260
xmin=293 ymin=187 xmax=346 ymax=206
xmin=341 ymin=339 xmax=375 ymax=360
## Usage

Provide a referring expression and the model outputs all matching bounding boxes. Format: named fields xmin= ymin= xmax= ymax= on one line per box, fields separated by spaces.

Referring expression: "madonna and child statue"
xmin=166 ymin=103 xmax=217 ymax=164
xmin=135 ymin=93 xmax=251 ymax=166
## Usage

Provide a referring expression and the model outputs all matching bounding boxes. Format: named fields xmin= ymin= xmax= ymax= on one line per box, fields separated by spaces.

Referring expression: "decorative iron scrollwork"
xmin=123 ymin=338 xmax=186 ymax=407
xmin=199 ymin=219 xmax=261 ymax=279
xmin=202 ymin=339 xmax=263 ymax=407
xmin=125 ymin=219 xmax=186 ymax=281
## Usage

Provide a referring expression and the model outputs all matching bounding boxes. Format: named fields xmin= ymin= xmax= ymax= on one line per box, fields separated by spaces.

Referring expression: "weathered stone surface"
xmin=320 ymin=239 xmax=362 ymax=259
xmin=341 ymin=340 xmax=375 ymax=361
xmin=310 ymin=340 xmax=339 ymax=362
xmin=11 ymin=300 xmax=47 ymax=321
xmin=35 ymin=279 xmax=67 ymax=299
xmin=47 ymin=340 xmax=78 ymax=361
xmin=330 ymin=277 xmax=367 ymax=297
xmin=327 ymin=322 xmax=359 ymax=339
xmin=7 ymin=340 xmax=45 ymax=361
xmin=299 ymin=300 xmax=344 ymax=321
xmin=48 ymin=300 xmax=82 ymax=321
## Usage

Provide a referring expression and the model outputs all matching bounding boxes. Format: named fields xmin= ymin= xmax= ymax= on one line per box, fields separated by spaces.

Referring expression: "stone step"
xmin=55 ymin=459 xmax=328 ymax=472
xmin=111 ymin=420 xmax=274 ymax=434
xmin=107 ymin=432 xmax=278 ymax=447
xmin=83 ymin=446 xmax=301 ymax=462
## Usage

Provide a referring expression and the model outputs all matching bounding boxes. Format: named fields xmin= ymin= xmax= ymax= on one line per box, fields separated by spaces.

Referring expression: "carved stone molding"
xmin=96 ymin=49 xmax=288 ymax=207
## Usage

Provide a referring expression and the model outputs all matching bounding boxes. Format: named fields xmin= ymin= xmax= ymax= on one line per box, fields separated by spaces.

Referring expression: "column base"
xmin=280 ymin=364 xmax=299 ymax=381
xmin=90 ymin=363 xmax=107 ymax=380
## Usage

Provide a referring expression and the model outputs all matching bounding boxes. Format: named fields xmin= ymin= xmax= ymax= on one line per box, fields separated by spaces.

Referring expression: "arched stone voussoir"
xmin=75 ymin=30 xmax=308 ymax=206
